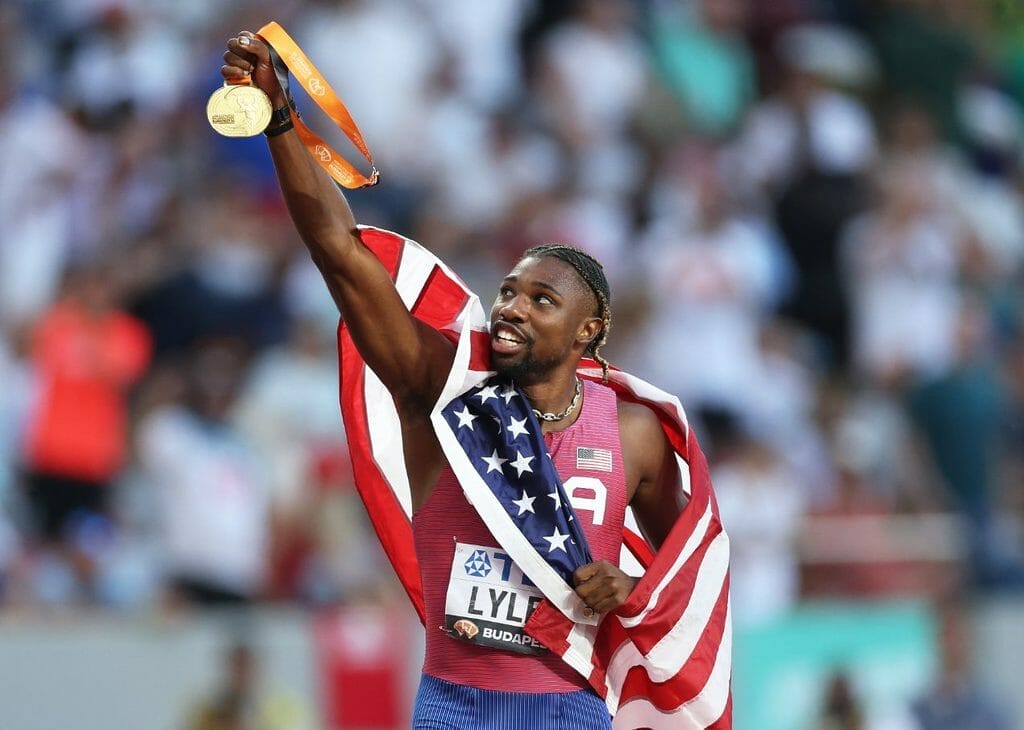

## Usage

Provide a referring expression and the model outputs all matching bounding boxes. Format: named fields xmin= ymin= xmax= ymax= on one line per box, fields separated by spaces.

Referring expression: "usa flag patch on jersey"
xmin=576 ymin=446 xmax=613 ymax=472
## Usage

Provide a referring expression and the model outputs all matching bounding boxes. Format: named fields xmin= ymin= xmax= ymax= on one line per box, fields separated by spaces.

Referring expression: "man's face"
xmin=489 ymin=256 xmax=598 ymax=383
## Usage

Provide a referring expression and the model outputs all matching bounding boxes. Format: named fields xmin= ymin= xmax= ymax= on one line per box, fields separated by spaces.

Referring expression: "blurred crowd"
xmin=1 ymin=0 xmax=1023 ymax=640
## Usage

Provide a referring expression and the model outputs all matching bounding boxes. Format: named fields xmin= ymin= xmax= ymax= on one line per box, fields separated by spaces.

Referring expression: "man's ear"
xmin=577 ymin=317 xmax=603 ymax=348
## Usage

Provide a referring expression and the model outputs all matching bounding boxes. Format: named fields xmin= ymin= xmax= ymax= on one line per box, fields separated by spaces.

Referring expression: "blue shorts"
xmin=412 ymin=673 xmax=612 ymax=729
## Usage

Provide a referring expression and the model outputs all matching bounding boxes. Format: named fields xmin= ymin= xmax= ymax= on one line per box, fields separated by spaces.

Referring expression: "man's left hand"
xmin=573 ymin=560 xmax=638 ymax=616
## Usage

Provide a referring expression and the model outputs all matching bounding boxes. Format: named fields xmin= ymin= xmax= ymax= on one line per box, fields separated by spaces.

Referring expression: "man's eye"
xmin=536 ymin=294 xmax=553 ymax=305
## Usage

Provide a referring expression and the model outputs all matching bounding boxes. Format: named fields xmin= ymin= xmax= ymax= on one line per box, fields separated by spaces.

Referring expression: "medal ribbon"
xmin=258 ymin=21 xmax=378 ymax=189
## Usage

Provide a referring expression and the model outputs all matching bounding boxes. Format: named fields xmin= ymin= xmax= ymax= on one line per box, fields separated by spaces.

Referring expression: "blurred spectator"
xmin=841 ymin=159 xmax=967 ymax=388
xmin=732 ymin=23 xmax=878 ymax=204
xmin=910 ymin=598 xmax=1011 ymax=730
xmin=648 ymin=0 xmax=757 ymax=139
xmin=419 ymin=68 xmax=562 ymax=243
xmin=745 ymin=321 xmax=831 ymax=492
xmin=999 ymin=6 xmax=1024 ymax=107
xmin=185 ymin=640 xmax=309 ymax=730
xmin=0 ymin=58 xmax=86 ymax=329
xmin=868 ymin=0 xmax=977 ymax=143
xmin=816 ymin=670 xmax=866 ymax=730
xmin=17 ymin=262 xmax=151 ymax=601
xmin=234 ymin=318 xmax=381 ymax=603
xmin=533 ymin=0 xmax=649 ymax=196
xmin=707 ymin=413 xmax=805 ymax=627
xmin=417 ymin=0 xmax=532 ymax=111
xmin=732 ymin=22 xmax=877 ymax=365
xmin=130 ymin=188 xmax=292 ymax=359
xmin=58 ymin=2 xmax=195 ymax=127
xmin=954 ymin=85 xmax=1024 ymax=276
xmin=1004 ymin=328 xmax=1024 ymax=530
xmin=234 ymin=318 xmax=343 ymax=523
xmin=633 ymin=146 xmax=786 ymax=418
xmin=906 ymin=298 xmax=1024 ymax=590
xmin=137 ymin=339 xmax=270 ymax=607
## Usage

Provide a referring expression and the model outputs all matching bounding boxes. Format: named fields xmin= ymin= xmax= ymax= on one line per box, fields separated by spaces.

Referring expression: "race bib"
xmin=443 ymin=542 xmax=547 ymax=655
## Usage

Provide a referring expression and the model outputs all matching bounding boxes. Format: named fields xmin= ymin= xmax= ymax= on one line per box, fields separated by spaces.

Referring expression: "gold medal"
xmin=206 ymin=82 xmax=273 ymax=137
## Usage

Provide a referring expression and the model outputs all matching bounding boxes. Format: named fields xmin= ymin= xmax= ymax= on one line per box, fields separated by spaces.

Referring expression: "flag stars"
xmin=453 ymin=406 xmax=477 ymax=430
xmin=543 ymin=528 xmax=570 ymax=554
xmin=499 ymin=384 xmax=517 ymax=404
xmin=511 ymin=493 xmax=536 ymax=516
xmin=480 ymin=449 xmax=508 ymax=474
xmin=507 ymin=415 xmax=530 ymax=439
xmin=510 ymin=451 xmax=535 ymax=477
xmin=548 ymin=490 xmax=562 ymax=510
xmin=475 ymin=385 xmax=499 ymax=404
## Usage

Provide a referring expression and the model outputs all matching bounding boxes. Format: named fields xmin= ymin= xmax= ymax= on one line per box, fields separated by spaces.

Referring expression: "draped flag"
xmin=439 ymin=375 xmax=595 ymax=584
xmin=337 ymin=226 xmax=732 ymax=729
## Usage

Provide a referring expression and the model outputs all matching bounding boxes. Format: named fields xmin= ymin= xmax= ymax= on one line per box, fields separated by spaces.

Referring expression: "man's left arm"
xmin=572 ymin=401 xmax=685 ymax=614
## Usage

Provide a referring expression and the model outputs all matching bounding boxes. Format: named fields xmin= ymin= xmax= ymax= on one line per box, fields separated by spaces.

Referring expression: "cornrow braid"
xmin=522 ymin=243 xmax=612 ymax=381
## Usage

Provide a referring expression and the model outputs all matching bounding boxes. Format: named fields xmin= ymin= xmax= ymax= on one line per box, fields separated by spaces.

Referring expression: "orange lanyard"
xmin=259 ymin=21 xmax=379 ymax=189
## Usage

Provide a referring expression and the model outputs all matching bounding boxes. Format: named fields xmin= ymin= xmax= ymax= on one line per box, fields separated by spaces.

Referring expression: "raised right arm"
xmin=222 ymin=31 xmax=453 ymax=412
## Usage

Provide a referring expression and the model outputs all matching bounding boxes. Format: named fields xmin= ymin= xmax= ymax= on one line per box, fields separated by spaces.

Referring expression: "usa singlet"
xmin=413 ymin=378 xmax=629 ymax=693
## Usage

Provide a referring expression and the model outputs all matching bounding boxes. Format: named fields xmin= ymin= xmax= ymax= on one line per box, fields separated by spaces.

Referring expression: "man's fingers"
xmin=577 ymin=584 xmax=618 ymax=615
xmin=227 ymin=33 xmax=269 ymax=64
xmin=590 ymin=596 xmax=620 ymax=614
xmin=575 ymin=577 xmax=614 ymax=604
xmin=222 ymin=50 xmax=254 ymax=73
xmin=574 ymin=561 xmax=637 ymax=615
xmin=220 ymin=65 xmax=248 ymax=81
xmin=225 ymin=39 xmax=257 ymax=64
xmin=573 ymin=561 xmax=602 ymax=585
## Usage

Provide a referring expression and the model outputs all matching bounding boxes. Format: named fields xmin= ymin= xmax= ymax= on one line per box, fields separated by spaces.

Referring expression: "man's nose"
xmin=499 ymin=295 xmax=527 ymax=321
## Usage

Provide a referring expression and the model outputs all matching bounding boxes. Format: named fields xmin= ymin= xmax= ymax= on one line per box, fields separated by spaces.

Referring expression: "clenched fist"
xmin=221 ymin=31 xmax=288 ymax=109
xmin=573 ymin=559 xmax=638 ymax=616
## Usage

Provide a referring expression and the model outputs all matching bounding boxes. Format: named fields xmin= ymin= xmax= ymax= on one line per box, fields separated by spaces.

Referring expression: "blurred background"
xmin=1 ymin=0 xmax=1023 ymax=728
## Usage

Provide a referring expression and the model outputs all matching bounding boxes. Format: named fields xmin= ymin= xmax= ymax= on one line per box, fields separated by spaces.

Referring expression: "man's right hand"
xmin=221 ymin=31 xmax=288 ymax=109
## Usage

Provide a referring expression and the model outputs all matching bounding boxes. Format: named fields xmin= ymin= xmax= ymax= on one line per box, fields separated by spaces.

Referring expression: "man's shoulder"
xmin=614 ymin=395 xmax=664 ymax=441
xmin=611 ymin=390 xmax=657 ymax=417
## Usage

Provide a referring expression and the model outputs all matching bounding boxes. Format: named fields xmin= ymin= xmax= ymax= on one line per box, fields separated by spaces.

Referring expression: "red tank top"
xmin=413 ymin=379 xmax=628 ymax=693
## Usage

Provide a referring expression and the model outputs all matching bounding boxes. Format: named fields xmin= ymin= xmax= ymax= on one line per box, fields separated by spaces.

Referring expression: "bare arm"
xmin=620 ymin=400 xmax=686 ymax=551
xmin=221 ymin=32 xmax=452 ymax=411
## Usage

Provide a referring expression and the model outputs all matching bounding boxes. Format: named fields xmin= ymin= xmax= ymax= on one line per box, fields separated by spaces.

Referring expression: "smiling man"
xmin=222 ymin=30 xmax=730 ymax=730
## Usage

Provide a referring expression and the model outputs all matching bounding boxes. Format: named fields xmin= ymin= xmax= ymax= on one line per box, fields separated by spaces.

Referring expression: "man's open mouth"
xmin=492 ymin=324 xmax=527 ymax=354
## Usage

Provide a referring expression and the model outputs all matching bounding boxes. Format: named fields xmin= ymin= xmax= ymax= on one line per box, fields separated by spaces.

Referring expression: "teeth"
xmin=495 ymin=328 xmax=523 ymax=343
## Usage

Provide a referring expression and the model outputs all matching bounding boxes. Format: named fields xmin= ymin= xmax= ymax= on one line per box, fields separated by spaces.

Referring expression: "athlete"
xmin=222 ymin=31 xmax=687 ymax=729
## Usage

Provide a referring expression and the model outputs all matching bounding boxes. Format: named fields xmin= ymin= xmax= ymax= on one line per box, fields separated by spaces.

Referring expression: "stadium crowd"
xmin=0 ymin=0 xmax=1023 ymax=634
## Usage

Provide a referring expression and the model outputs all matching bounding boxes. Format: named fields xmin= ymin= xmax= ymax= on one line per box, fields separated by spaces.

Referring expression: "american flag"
xmin=577 ymin=446 xmax=614 ymax=472
xmin=337 ymin=227 xmax=732 ymax=729
xmin=439 ymin=376 xmax=593 ymax=584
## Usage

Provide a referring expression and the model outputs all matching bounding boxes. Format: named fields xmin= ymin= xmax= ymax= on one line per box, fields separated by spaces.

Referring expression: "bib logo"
xmin=463 ymin=549 xmax=492 ymax=578
xmin=315 ymin=145 xmax=332 ymax=162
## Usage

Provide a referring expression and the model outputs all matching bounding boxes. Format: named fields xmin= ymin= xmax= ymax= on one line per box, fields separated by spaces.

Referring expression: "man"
xmin=221 ymin=31 xmax=727 ymax=729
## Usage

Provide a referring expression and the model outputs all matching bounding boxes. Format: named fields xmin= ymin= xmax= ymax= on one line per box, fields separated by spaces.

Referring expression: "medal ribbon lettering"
xmin=259 ymin=21 xmax=379 ymax=189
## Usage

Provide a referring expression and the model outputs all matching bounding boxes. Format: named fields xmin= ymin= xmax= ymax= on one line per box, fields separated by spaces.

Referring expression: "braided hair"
xmin=522 ymin=243 xmax=612 ymax=381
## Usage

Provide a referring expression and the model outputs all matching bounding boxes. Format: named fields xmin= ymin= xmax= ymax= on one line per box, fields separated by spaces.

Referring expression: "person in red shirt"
xmin=20 ymin=262 xmax=151 ymax=592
